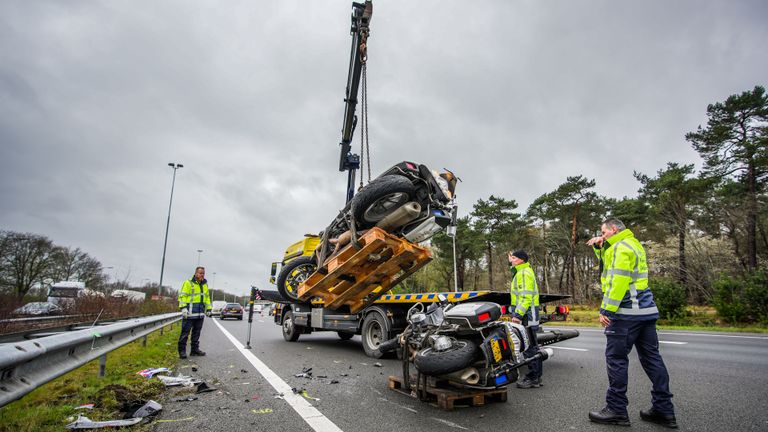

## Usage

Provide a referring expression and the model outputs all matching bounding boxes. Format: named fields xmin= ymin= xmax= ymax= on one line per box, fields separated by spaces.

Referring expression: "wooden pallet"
xmin=387 ymin=375 xmax=508 ymax=411
xmin=296 ymin=227 xmax=432 ymax=313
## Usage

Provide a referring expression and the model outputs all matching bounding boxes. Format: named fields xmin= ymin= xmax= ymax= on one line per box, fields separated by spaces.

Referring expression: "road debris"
xmin=65 ymin=415 xmax=142 ymax=429
xmin=373 ymin=362 xmax=382 ymax=367
xmin=252 ymin=408 xmax=273 ymax=414
xmin=132 ymin=400 xmax=162 ymax=418
xmin=137 ymin=367 xmax=171 ymax=378
xmin=74 ymin=404 xmax=95 ymax=410
xmin=195 ymin=382 xmax=217 ymax=394
xmin=292 ymin=387 xmax=320 ymax=401
xmin=157 ymin=375 xmax=201 ymax=387
xmin=171 ymin=396 xmax=198 ymax=402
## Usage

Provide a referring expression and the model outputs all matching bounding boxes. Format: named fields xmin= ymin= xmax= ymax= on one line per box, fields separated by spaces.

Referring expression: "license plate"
xmin=490 ymin=338 xmax=502 ymax=363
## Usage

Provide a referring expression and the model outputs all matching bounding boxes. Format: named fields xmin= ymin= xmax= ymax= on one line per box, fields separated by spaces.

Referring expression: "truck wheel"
xmin=351 ymin=175 xmax=416 ymax=228
xmin=282 ymin=310 xmax=302 ymax=342
xmin=337 ymin=331 xmax=354 ymax=340
xmin=361 ymin=312 xmax=388 ymax=358
xmin=414 ymin=340 xmax=477 ymax=376
xmin=276 ymin=256 xmax=316 ymax=302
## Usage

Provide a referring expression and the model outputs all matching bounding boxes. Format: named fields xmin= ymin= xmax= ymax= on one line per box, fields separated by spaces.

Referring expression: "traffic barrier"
xmin=0 ymin=312 xmax=180 ymax=408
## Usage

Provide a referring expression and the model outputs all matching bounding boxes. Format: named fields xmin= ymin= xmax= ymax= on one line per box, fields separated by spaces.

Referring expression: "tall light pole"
xmin=196 ymin=249 xmax=204 ymax=266
xmin=159 ymin=162 xmax=184 ymax=297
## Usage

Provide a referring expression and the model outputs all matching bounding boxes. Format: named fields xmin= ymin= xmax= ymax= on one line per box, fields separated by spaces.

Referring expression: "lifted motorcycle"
xmin=380 ymin=294 xmax=557 ymax=391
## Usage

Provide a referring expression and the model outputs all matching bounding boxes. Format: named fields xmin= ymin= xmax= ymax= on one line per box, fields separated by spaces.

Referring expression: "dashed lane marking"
xmin=658 ymin=341 xmax=688 ymax=345
xmin=213 ymin=319 xmax=343 ymax=432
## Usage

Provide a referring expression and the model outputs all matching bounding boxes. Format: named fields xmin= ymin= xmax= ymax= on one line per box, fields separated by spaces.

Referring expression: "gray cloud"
xmin=1 ymin=0 xmax=766 ymax=295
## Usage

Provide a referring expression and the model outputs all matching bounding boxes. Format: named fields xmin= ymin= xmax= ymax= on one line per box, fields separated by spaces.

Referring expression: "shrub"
xmin=711 ymin=272 xmax=767 ymax=324
xmin=651 ymin=278 xmax=687 ymax=321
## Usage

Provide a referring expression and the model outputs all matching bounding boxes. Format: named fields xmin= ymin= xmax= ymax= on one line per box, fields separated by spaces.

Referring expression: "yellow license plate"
xmin=490 ymin=339 xmax=502 ymax=363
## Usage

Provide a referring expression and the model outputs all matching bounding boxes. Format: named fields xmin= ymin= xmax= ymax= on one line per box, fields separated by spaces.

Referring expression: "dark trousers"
xmin=605 ymin=319 xmax=674 ymax=416
xmin=178 ymin=317 xmax=205 ymax=353
xmin=523 ymin=324 xmax=542 ymax=379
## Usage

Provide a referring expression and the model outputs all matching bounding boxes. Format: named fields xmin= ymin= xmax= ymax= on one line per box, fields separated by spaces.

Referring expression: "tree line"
xmin=413 ymin=86 xmax=767 ymax=322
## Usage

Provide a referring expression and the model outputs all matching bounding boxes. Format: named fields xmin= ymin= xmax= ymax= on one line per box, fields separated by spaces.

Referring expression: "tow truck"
xmin=263 ymin=1 xmax=579 ymax=358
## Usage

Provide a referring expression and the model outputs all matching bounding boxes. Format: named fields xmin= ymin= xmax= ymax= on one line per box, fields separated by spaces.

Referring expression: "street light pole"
xmin=159 ymin=162 xmax=184 ymax=297
xmin=196 ymin=249 xmax=204 ymax=266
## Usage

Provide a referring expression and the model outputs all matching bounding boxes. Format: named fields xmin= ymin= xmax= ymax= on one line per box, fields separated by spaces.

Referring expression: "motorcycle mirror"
xmin=437 ymin=293 xmax=448 ymax=304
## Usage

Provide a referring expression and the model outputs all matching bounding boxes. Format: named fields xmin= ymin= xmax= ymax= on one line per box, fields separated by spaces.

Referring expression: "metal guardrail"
xmin=0 ymin=312 xmax=181 ymax=408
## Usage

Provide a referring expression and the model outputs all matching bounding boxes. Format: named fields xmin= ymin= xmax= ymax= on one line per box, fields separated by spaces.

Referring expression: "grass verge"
xmin=0 ymin=322 xmax=179 ymax=432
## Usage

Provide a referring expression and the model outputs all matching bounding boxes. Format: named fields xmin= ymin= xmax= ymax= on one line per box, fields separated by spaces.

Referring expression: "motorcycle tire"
xmin=351 ymin=175 xmax=417 ymax=228
xmin=276 ymin=256 xmax=316 ymax=302
xmin=414 ymin=339 xmax=478 ymax=376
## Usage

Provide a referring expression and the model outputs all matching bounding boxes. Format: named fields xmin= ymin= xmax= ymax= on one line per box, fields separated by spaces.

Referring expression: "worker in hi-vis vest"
xmin=508 ymin=250 xmax=542 ymax=389
xmin=177 ymin=266 xmax=212 ymax=359
xmin=586 ymin=218 xmax=676 ymax=429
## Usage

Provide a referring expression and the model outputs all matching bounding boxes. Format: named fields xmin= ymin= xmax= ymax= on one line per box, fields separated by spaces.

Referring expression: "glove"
xmin=180 ymin=308 xmax=189 ymax=319
xmin=205 ymin=311 xmax=212 ymax=317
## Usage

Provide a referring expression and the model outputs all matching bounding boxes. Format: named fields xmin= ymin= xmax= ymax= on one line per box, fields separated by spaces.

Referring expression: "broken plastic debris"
xmin=273 ymin=392 xmax=285 ymax=400
xmin=74 ymin=404 xmax=94 ymax=410
xmin=294 ymin=373 xmax=312 ymax=379
xmin=195 ymin=382 xmax=217 ymax=393
xmin=252 ymin=408 xmax=273 ymax=414
xmin=291 ymin=388 xmax=320 ymax=401
xmin=132 ymin=400 xmax=162 ymax=418
xmin=65 ymin=415 xmax=142 ymax=429
xmin=240 ymin=369 xmax=248 ymax=373
xmin=137 ymin=368 xmax=170 ymax=378
xmin=373 ymin=362 xmax=382 ymax=367
xmin=157 ymin=375 xmax=201 ymax=387
xmin=171 ymin=396 xmax=198 ymax=402
xmin=330 ymin=380 xmax=340 ymax=384
xmin=156 ymin=417 xmax=194 ymax=423
xmin=317 ymin=375 xmax=328 ymax=379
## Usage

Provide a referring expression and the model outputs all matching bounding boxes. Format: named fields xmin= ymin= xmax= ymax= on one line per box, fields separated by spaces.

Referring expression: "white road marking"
xmin=212 ymin=319 xmax=343 ymax=432
xmin=659 ymin=341 xmax=687 ymax=345
xmin=549 ymin=346 xmax=589 ymax=352
xmin=431 ymin=418 xmax=469 ymax=430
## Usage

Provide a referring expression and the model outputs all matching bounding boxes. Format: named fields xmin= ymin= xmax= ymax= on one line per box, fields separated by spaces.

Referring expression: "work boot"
xmin=640 ymin=408 xmax=678 ymax=429
xmin=588 ymin=407 xmax=630 ymax=426
xmin=190 ymin=350 xmax=206 ymax=356
xmin=179 ymin=351 xmax=187 ymax=359
xmin=516 ymin=376 xmax=542 ymax=389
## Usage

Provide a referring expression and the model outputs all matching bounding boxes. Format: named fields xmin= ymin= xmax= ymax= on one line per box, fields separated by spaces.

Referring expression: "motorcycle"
xmin=276 ymin=161 xmax=458 ymax=302
xmin=378 ymin=294 xmax=554 ymax=391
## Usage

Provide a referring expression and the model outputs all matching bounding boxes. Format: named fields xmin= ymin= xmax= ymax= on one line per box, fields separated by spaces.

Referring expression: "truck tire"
xmin=414 ymin=339 xmax=477 ymax=376
xmin=361 ymin=312 xmax=388 ymax=358
xmin=282 ymin=310 xmax=302 ymax=342
xmin=351 ymin=175 xmax=417 ymax=228
xmin=338 ymin=331 xmax=354 ymax=340
xmin=276 ymin=256 xmax=316 ymax=302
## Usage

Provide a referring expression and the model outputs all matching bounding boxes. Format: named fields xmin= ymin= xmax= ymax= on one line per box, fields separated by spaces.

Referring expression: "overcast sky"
xmin=1 ymin=1 xmax=766 ymax=296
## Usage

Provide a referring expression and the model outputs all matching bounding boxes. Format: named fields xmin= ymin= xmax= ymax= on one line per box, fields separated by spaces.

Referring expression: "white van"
xmin=211 ymin=301 xmax=228 ymax=316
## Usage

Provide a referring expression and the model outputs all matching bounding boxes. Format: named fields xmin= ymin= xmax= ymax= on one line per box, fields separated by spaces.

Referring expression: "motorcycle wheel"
xmin=351 ymin=175 xmax=417 ymax=228
xmin=414 ymin=340 xmax=477 ymax=376
xmin=276 ymin=256 xmax=316 ymax=302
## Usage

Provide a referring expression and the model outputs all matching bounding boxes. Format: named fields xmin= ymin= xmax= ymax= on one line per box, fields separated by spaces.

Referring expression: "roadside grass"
xmin=545 ymin=305 xmax=768 ymax=333
xmin=0 ymin=322 xmax=179 ymax=432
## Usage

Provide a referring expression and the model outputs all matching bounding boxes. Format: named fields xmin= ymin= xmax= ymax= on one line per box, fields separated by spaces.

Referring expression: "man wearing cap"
xmin=507 ymin=249 xmax=542 ymax=388
xmin=586 ymin=218 xmax=676 ymax=428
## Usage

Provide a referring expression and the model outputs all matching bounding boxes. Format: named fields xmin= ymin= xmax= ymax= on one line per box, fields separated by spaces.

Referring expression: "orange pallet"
xmin=296 ymin=227 xmax=432 ymax=313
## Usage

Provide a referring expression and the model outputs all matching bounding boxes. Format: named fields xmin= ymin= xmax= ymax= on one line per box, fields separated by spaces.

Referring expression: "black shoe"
xmin=179 ymin=352 xmax=187 ymax=359
xmin=516 ymin=377 xmax=542 ymax=389
xmin=589 ymin=407 xmax=631 ymax=426
xmin=190 ymin=350 xmax=206 ymax=356
xmin=640 ymin=408 xmax=678 ymax=429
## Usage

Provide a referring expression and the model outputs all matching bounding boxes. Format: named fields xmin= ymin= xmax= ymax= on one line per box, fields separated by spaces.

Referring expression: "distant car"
xmin=220 ymin=303 xmax=243 ymax=320
xmin=13 ymin=302 xmax=62 ymax=316
xmin=211 ymin=301 xmax=228 ymax=317
xmin=253 ymin=304 xmax=264 ymax=313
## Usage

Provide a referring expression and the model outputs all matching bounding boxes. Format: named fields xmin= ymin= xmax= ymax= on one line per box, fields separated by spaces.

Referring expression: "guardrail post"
xmin=160 ymin=326 xmax=164 ymax=336
xmin=99 ymin=354 xmax=107 ymax=378
xmin=142 ymin=335 xmax=147 ymax=347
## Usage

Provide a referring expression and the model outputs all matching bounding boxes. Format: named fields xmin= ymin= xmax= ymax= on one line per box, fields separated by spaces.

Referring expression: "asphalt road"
xmin=151 ymin=315 xmax=768 ymax=432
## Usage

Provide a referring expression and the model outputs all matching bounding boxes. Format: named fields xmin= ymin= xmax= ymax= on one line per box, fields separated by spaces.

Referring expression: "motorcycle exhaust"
xmin=444 ymin=367 xmax=480 ymax=385
xmin=378 ymin=336 xmax=401 ymax=354
xmin=376 ymin=202 xmax=421 ymax=232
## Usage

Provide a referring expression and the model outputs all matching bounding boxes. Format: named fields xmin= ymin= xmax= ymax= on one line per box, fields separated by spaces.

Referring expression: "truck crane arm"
xmin=339 ymin=0 xmax=373 ymax=203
